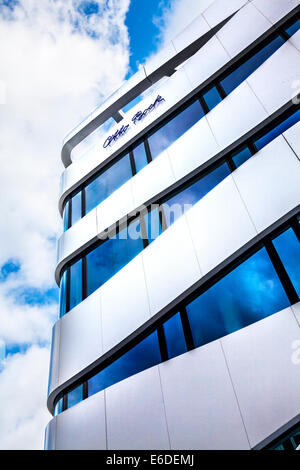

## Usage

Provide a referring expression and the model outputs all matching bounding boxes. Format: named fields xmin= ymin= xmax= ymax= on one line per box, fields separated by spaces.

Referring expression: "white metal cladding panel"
xmin=54 ymin=391 xmax=106 ymax=450
xmin=100 ymin=256 xmax=151 ymax=355
xmin=283 ymin=120 xmax=300 ymax=161
xmin=292 ymin=302 xmax=300 ymax=324
xmin=246 ymin=41 xmax=300 ymax=115
xmin=106 ymin=367 xmax=170 ymax=450
xmin=48 ymin=321 xmax=61 ymax=397
xmin=57 ymin=208 xmax=97 ymax=266
xmin=186 ymin=175 xmax=257 ymax=276
xmin=44 ymin=419 xmax=56 ymax=450
xmin=232 ymin=135 xmax=300 ymax=233
xmin=172 ymin=13 xmax=211 ymax=54
xmin=251 ymin=0 xmax=300 ymax=25
xmin=57 ymin=290 xmax=102 ymax=387
xmin=167 ymin=116 xmax=221 ymax=181
xmin=221 ymin=306 xmax=300 ymax=448
xmin=159 ymin=340 xmax=250 ymax=450
xmin=206 ymin=81 xmax=268 ymax=149
xmin=289 ymin=28 xmax=300 ymax=52
xmin=96 ymin=178 xmax=135 ymax=237
xmin=216 ymin=2 xmax=272 ymax=58
xmin=184 ymin=35 xmax=230 ymax=89
xmin=203 ymin=0 xmax=249 ymax=28
xmin=141 ymin=215 xmax=202 ymax=316
xmin=131 ymin=150 xmax=176 ymax=208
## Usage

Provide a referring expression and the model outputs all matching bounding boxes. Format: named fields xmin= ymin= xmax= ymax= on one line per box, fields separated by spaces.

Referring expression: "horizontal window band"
xmin=55 ymin=98 xmax=300 ymax=285
xmin=48 ymin=206 xmax=300 ymax=416
xmin=58 ymin=6 xmax=300 ymax=216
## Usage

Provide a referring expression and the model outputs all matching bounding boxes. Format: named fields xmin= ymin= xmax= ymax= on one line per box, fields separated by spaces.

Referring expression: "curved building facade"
xmin=45 ymin=0 xmax=300 ymax=450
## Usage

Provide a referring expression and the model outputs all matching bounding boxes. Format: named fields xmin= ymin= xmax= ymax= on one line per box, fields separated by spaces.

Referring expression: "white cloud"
xmin=0 ymin=345 xmax=51 ymax=450
xmin=0 ymin=0 xmax=131 ymax=449
xmin=153 ymin=0 xmax=215 ymax=47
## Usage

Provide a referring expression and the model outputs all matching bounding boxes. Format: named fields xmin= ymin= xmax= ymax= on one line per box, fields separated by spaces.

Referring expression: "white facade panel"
xmin=247 ymin=41 xmax=300 ymax=115
xmin=289 ymin=28 xmax=300 ymax=52
xmin=54 ymin=391 xmax=106 ymax=450
xmin=207 ymin=81 xmax=268 ymax=149
xmin=232 ymin=136 xmax=300 ymax=233
xmin=251 ymin=0 xmax=299 ymax=25
xmin=167 ymin=116 xmax=221 ymax=180
xmin=159 ymin=341 xmax=250 ymax=450
xmin=172 ymin=14 xmax=211 ymax=54
xmin=57 ymin=290 xmax=102 ymax=386
xmin=100 ymin=256 xmax=151 ymax=354
xmin=283 ymin=120 xmax=300 ymax=161
xmin=203 ymin=0 xmax=249 ymax=28
xmin=106 ymin=367 xmax=170 ymax=450
xmin=216 ymin=2 xmax=272 ymax=58
xmin=184 ymin=36 xmax=230 ymax=89
xmin=48 ymin=322 xmax=61 ymax=397
xmin=221 ymin=307 xmax=300 ymax=448
xmin=186 ymin=175 xmax=257 ymax=275
xmin=291 ymin=302 xmax=300 ymax=327
xmin=142 ymin=215 xmax=202 ymax=316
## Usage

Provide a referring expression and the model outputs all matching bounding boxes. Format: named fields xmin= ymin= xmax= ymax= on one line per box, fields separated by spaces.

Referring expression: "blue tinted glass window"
xmin=163 ymin=313 xmax=187 ymax=360
xmin=59 ymin=270 xmax=67 ymax=318
xmin=71 ymin=191 xmax=82 ymax=226
xmin=143 ymin=207 xmax=162 ymax=245
xmin=272 ymin=228 xmax=300 ymax=297
xmin=284 ymin=18 xmax=300 ymax=37
xmin=88 ymin=332 xmax=161 ymax=397
xmin=85 ymin=154 xmax=132 ymax=214
xmin=221 ymin=35 xmax=285 ymax=95
xmin=148 ymin=100 xmax=204 ymax=159
xmin=254 ymin=109 xmax=300 ymax=151
xmin=68 ymin=384 xmax=83 ymax=409
xmin=86 ymin=218 xmax=144 ymax=296
xmin=232 ymin=146 xmax=253 ymax=168
xmin=63 ymin=200 xmax=70 ymax=232
xmin=203 ymin=86 xmax=222 ymax=111
xmin=163 ymin=162 xmax=230 ymax=227
xmin=69 ymin=259 xmax=82 ymax=311
xmin=186 ymin=248 xmax=290 ymax=348
xmin=133 ymin=142 xmax=148 ymax=173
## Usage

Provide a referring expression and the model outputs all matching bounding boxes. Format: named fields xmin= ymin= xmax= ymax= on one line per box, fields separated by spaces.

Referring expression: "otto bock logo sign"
xmin=103 ymin=95 xmax=165 ymax=149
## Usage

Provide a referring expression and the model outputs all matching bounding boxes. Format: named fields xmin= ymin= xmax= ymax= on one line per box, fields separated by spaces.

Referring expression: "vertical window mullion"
xmin=264 ymin=239 xmax=299 ymax=305
xmin=82 ymin=381 xmax=88 ymax=401
xmin=157 ymin=326 xmax=168 ymax=362
xmin=144 ymin=138 xmax=152 ymax=164
xmin=291 ymin=218 xmax=300 ymax=243
xmin=82 ymin=256 xmax=87 ymax=301
xmin=129 ymin=149 xmax=136 ymax=176
xmin=179 ymin=308 xmax=195 ymax=351
xmin=68 ymin=198 xmax=72 ymax=229
xmin=215 ymin=81 xmax=227 ymax=99
xmin=62 ymin=394 xmax=68 ymax=412
xmin=139 ymin=213 xmax=149 ymax=249
xmin=226 ymin=156 xmax=237 ymax=173
xmin=81 ymin=188 xmax=86 ymax=218
xmin=198 ymin=94 xmax=209 ymax=115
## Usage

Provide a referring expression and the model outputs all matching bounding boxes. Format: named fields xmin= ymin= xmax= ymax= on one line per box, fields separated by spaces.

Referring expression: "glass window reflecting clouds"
xmin=68 ymin=385 xmax=83 ymax=409
xmin=220 ymin=36 xmax=285 ymax=95
xmin=163 ymin=313 xmax=187 ymax=360
xmin=254 ymin=109 xmax=300 ymax=151
xmin=71 ymin=191 xmax=82 ymax=227
xmin=232 ymin=146 xmax=253 ymax=168
xmin=148 ymin=100 xmax=204 ymax=160
xmin=203 ymin=86 xmax=222 ymax=111
xmin=69 ymin=259 xmax=82 ymax=311
xmin=85 ymin=154 xmax=132 ymax=215
xmin=133 ymin=142 xmax=148 ymax=173
xmin=186 ymin=248 xmax=290 ymax=348
xmin=88 ymin=332 xmax=161 ymax=397
xmin=59 ymin=270 xmax=67 ymax=318
xmin=272 ymin=228 xmax=300 ymax=297
xmin=86 ymin=219 xmax=144 ymax=296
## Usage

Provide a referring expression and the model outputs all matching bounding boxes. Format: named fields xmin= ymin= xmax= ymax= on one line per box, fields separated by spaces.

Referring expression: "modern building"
xmin=45 ymin=0 xmax=300 ymax=450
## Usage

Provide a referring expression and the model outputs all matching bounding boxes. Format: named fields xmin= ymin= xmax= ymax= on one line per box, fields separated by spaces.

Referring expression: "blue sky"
xmin=0 ymin=0 xmax=212 ymax=450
